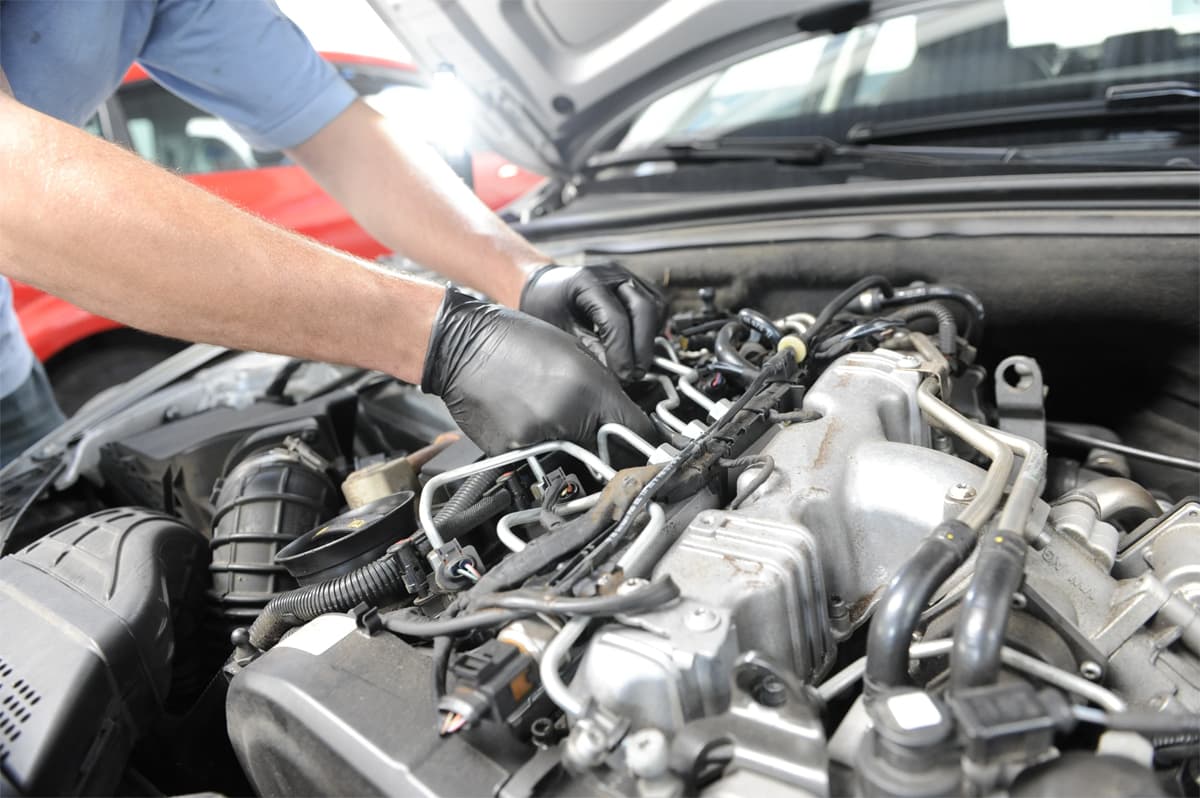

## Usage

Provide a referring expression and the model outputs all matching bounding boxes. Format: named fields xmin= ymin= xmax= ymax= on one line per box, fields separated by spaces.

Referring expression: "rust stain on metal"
xmin=723 ymin=554 xmax=764 ymax=576
xmin=813 ymin=417 xmax=842 ymax=469
xmin=849 ymin=585 xmax=884 ymax=624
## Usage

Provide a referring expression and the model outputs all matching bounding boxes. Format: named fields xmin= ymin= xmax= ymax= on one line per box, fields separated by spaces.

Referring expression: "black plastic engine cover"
xmin=0 ymin=508 xmax=206 ymax=795
xmin=227 ymin=616 xmax=524 ymax=796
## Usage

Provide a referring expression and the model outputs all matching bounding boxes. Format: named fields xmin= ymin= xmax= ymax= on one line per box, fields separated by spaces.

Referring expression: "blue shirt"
xmin=0 ymin=0 xmax=358 ymax=397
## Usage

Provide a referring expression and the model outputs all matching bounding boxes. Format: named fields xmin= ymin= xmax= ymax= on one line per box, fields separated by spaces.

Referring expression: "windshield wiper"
xmin=847 ymin=82 xmax=1199 ymax=144
xmin=583 ymin=136 xmax=836 ymax=172
xmin=581 ymin=135 xmax=995 ymax=174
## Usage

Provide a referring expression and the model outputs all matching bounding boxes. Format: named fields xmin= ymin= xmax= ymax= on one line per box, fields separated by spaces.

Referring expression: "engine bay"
xmin=1 ymin=272 xmax=1198 ymax=796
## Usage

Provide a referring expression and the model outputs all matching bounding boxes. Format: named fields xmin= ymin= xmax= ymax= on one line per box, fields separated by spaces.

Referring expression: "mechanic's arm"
xmin=288 ymin=99 xmax=540 ymax=308
xmin=0 ymin=92 xmax=651 ymax=451
xmin=0 ymin=91 xmax=438 ymax=383
xmin=286 ymin=100 xmax=665 ymax=380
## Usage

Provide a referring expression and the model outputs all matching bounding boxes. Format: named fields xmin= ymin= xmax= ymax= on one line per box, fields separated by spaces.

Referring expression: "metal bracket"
xmin=994 ymin=356 xmax=1046 ymax=446
xmin=1020 ymin=583 xmax=1108 ymax=680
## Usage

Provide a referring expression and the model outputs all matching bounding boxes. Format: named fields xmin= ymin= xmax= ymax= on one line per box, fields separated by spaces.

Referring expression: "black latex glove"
xmin=520 ymin=263 xmax=665 ymax=382
xmin=423 ymin=287 xmax=656 ymax=455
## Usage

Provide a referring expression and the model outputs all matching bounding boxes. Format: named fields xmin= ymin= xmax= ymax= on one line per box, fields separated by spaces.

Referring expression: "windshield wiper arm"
xmin=1105 ymin=80 xmax=1200 ymax=106
xmin=848 ymin=83 xmax=1199 ymax=144
xmin=583 ymin=136 xmax=835 ymax=172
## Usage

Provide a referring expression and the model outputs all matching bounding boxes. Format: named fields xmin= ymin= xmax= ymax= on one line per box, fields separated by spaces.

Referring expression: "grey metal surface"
xmin=653 ymin=510 xmax=834 ymax=683
xmin=1025 ymin=511 xmax=1200 ymax=712
xmin=578 ymin=598 xmax=737 ymax=733
xmin=731 ymin=349 xmax=987 ymax=627
xmin=366 ymin=0 xmax=826 ymax=174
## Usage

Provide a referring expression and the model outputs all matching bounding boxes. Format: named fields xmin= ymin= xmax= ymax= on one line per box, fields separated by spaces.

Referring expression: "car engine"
xmin=0 ymin=275 xmax=1197 ymax=797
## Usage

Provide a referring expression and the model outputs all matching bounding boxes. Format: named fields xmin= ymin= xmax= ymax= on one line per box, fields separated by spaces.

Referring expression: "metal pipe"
xmin=496 ymin=494 xmax=601 ymax=553
xmin=653 ymin=355 xmax=690 ymax=376
xmin=983 ymin=425 xmax=1048 ymax=538
xmin=496 ymin=509 xmax=540 ymax=553
xmin=1046 ymin=423 xmax=1200 ymax=472
xmin=540 ymin=617 xmax=590 ymax=718
xmin=820 ymin=638 xmax=1127 ymax=712
xmin=538 ymin=504 xmax=666 ymax=718
xmin=655 ymin=337 xmax=680 ymax=363
xmin=597 ymin=423 xmax=657 ymax=465
xmin=679 ymin=371 xmax=725 ymax=418
xmin=1081 ymin=477 xmax=1162 ymax=525
xmin=917 ymin=379 xmax=1014 ymax=531
xmin=655 ymin=356 xmax=725 ymax=420
xmin=615 ymin=503 xmax=666 ymax=571
xmin=776 ymin=312 xmax=814 ymax=338
xmin=420 ymin=442 xmax=615 ymax=550
xmin=647 ymin=374 xmax=695 ymax=436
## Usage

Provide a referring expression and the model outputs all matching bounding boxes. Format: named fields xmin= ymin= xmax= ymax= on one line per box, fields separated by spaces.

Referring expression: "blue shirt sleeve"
xmin=136 ymin=0 xmax=357 ymax=150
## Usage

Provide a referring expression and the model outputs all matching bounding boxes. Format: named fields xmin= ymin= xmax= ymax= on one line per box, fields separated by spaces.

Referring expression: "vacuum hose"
xmin=865 ymin=519 xmax=978 ymax=691
xmin=950 ymin=535 xmax=1027 ymax=690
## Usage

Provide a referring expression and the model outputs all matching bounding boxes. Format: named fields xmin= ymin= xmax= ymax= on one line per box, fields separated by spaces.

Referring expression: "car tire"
xmin=45 ymin=331 xmax=188 ymax=416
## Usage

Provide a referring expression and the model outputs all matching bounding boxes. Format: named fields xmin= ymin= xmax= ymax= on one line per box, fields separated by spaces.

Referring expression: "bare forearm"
xmin=287 ymin=100 xmax=549 ymax=308
xmin=0 ymin=96 xmax=440 ymax=383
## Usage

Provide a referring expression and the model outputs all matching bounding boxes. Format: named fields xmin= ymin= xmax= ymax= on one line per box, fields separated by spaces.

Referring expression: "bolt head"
xmin=625 ymin=728 xmax=669 ymax=778
xmin=1080 ymin=661 xmax=1103 ymax=680
xmin=752 ymin=678 xmax=788 ymax=707
xmin=685 ymin=606 xmax=720 ymax=632
xmin=617 ymin=577 xmax=649 ymax=594
xmin=31 ymin=443 xmax=62 ymax=461
xmin=947 ymin=483 xmax=978 ymax=502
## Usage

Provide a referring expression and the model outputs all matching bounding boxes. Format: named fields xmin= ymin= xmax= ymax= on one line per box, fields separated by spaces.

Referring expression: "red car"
xmin=11 ymin=53 xmax=543 ymax=412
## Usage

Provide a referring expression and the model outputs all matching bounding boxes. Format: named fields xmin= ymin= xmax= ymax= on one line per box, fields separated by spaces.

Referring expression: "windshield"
xmin=612 ymin=0 xmax=1200 ymax=152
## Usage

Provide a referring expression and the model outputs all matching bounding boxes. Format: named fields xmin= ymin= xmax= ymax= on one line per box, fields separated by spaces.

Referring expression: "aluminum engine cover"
xmin=732 ymin=349 xmax=988 ymax=629
xmin=577 ymin=351 xmax=987 ymax=731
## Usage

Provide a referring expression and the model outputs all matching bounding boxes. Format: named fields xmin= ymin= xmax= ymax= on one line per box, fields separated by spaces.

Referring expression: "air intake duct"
xmin=208 ymin=440 xmax=340 ymax=639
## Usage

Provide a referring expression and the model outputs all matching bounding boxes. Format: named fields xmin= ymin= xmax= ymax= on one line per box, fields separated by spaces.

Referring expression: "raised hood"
xmin=368 ymin=0 xmax=868 ymax=175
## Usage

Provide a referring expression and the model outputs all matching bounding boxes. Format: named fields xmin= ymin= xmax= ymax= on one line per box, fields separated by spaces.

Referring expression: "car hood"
xmin=367 ymin=0 xmax=888 ymax=176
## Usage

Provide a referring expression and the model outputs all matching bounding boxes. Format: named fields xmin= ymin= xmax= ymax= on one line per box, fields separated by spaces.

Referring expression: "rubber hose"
xmin=865 ymin=519 xmax=978 ymax=691
xmin=883 ymin=284 xmax=984 ymax=343
xmin=434 ymin=467 xmax=503 ymax=525
xmin=436 ymin=490 xmax=512 ymax=540
xmin=950 ymin=535 xmax=1027 ymax=690
xmin=248 ymin=553 xmax=408 ymax=650
xmin=889 ymin=301 xmax=957 ymax=356
xmin=803 ymin=275 xmax=893 ymax=346
xmin=384 ymin=607 xmax=518 ymax=638
xmin=736 ymin=308 xmax=783 ymax=347
xmin=714 ymin=322 xmax=760 ymax=382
